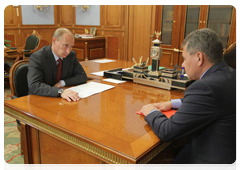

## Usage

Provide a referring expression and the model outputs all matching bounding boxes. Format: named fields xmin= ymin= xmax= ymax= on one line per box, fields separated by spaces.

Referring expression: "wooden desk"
xmin=73 ymin=37 xmax=105 ymax=61
xmin=4 ymin=59 xmax=184 ymax=164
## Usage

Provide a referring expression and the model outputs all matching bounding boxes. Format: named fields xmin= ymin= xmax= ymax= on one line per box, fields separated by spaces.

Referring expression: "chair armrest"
xmin=9 ymin=47 xmax=17 ymax=50
xmin=23 ymin=50 xmax=31 ymax=52
xmin=5 ymin=49 xmax=18 ymax=53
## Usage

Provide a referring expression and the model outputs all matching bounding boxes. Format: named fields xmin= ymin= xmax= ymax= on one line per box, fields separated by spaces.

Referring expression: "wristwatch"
xmin=57 ymin=89 xmax=64 ymax=97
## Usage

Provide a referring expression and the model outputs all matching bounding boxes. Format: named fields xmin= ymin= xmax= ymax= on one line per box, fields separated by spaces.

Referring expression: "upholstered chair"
xmin=5 ymin=30 xmax=42 ymax=63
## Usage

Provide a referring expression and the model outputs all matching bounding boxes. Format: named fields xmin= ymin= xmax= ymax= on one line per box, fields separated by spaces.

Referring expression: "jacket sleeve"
xmin=63 ymin=54 xmax=87 ymax=86
xmin=27 ymin=53 xmax=59 ymax=97
xmin=145 ymin=81 xmax=218 ymax=142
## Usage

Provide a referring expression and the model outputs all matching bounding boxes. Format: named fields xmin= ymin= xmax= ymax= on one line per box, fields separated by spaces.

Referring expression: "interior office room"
xmin=3 ymin=4 xmax=237 ymax=168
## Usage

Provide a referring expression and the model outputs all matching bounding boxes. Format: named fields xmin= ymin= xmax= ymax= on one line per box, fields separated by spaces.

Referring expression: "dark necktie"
xmin=56 ymin=58 xmax=62 ymax=83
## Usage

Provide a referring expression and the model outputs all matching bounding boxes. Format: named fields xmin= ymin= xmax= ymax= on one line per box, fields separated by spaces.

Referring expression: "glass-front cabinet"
xmin=155 ymin=5 xmax=182 ymax=68
xmin=155 ymin=5 xmax=236 ymax=69
xmin=184 ymin=5 xmax=201 ymax=38
xmin=207 ymin=5 xmax=233 ymax=48
xmin=161 ymin=5 xmax=174 ymax=45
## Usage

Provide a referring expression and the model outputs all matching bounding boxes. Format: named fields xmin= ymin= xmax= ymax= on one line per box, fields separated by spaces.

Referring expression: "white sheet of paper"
xmin=102 ymin=78 xmax=126 ymax=84
xmin=92 ymin=59 xmax=116 ymax=63
xmin=67 ymin=82 xmax=115 ymax=98
xmin=90 ymin=71 xmax=105 ymax=77
xmin=122 ymin=67 xmax=131 ymax=71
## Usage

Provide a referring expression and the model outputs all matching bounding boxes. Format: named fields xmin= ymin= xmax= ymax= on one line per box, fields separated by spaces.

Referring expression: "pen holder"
xmin=133 ymin=66 xmax=148 ymax=74
xmin=161 ymin=69 xmax=177 ymax=79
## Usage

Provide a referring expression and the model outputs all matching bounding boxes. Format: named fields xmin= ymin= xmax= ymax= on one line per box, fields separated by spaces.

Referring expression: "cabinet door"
xmin=155 ymin=5 xmax=182 ymax=68
xmin=183 ymin=5 xmax=201 ymax=38
xmin=160 ymin=5 xmax=174 ymax=45
xmin=206 ymin=5 xmax=233 ymax=49
xmin=178 ymin=5 xmax=201 ymax=66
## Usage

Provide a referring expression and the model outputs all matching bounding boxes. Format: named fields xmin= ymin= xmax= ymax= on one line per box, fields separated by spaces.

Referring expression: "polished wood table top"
xmin=4 ymin=59 xmax=184 ymax=163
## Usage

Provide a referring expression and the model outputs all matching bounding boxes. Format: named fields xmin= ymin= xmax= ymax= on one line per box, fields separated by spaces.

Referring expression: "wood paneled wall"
xmin=5 ymin=5 xmax=236 ymax=67
xmin=128 ymin=5 xmax=156 ymax=63
xmin=4 ymin=5 xmax=156 ymax=63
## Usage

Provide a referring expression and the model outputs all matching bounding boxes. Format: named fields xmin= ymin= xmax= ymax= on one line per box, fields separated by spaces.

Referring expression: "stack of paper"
xmin=102 ymin=78 xmax=126 ymax=84
xmin=92 ymin=59 xmax=116 ymax=63
xmin=90 ymin=71 xmax=105 ymax=76
xmin=67 ymin=82 xmax=115 ymax=98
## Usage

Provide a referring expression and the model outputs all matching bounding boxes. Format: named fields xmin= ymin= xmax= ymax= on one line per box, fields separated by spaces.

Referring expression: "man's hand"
xmin=61 ymin=90 xmax=80 ymax=102
xmin=151 ymin=101 xmax=172 ymax=111
xmin=140 ymin=104 xmax=159 ymax=116
xmin=140 ymin=101 xmax=172 ymax=116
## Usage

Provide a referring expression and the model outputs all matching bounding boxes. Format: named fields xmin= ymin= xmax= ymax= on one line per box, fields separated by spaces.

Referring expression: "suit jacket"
xmin=145 ymin=60 xmax=236 ymax=164
xmin=27 ymin=45 xmax=87 ymax=97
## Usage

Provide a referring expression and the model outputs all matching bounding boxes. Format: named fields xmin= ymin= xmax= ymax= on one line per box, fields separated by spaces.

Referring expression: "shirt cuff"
xmin=171 ymin=99 xmax=182 ymax=109
xmin=149 ymin=109 xmax=159 ymax=115
xmin=60 ymin=80 xmax=66 ymax=87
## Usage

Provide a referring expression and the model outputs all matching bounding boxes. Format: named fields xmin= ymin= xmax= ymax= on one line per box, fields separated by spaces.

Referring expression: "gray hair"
xmin=52 ymin=28 xmax=74 ymax=40
xmin=181 ymin=28 xmax=223 ymax=63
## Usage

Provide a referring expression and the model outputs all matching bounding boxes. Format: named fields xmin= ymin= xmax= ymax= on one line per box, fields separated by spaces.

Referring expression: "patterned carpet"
xmin=4 ymin=86 xmax=173 ymax=170
xmin=4 ymin=85 xmax=24 ymax=164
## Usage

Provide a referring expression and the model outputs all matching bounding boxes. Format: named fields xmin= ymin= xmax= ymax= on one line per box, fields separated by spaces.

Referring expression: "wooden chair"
xmin=5 ymin=30 xmax=42 ymax=63
xmin=223 ymin=42 xmax=236 ymax=70
xmin=9 ymin=60 xmax=29 ymax=155
xmin=9 ymin=60 xmax=29 ymax=97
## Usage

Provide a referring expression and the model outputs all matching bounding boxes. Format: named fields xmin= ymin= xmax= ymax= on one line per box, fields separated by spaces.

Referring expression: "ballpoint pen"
xmin=145 ymin=57 xmax=149 ymax=66
xmin=132 ymin=58 xmax=137 ymax=65
xmin=139 ymin=56 xmax=143 ymax=66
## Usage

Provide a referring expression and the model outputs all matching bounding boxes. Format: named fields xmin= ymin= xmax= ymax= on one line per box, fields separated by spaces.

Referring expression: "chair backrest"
xmin=9 ymin=60 xmax=29 ymax=97
xmin=24 ymin=30 xmax=42 ymax=58
xmin=223 ymin=42 xmax=236 ymax=70
xmin=25 ymin=35 xmax=39 ymax=50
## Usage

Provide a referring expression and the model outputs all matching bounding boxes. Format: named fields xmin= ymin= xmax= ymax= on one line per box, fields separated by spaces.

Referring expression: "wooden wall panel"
xmin=4 ymin=5 xmax=18 ymax=28
xmin=105 ymin=31 xmax=125 ymax=60
xmin=103 ymin=5 xmax=127 ymax=60
xmin=104 ymin=5 xmax=124 ymax=29
xmin=128 ymin=5 xmax=155 ymax=62
xmin=107 ymin=36 xmax=119 ymax=59
xmin=160 ymin=51 xmax=173 ymax=67
xmin=4 ymin=29 xmax=19 ymax=47
xmin=58 ymin=5 xmax=74 ymax=27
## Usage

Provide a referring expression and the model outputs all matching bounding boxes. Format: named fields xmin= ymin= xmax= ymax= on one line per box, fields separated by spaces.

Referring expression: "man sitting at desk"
xmin=140 ymin=28 xmax=236 ymax=164
xmin=27 ymin=28 xmax=87 ymax=102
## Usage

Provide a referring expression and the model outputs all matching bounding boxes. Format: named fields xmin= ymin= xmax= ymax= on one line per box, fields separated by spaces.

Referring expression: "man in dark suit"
xmin=140 ymin=28 xmax=236 ymax=163
xmin=27 ymin=28 xmax=87 ymax=102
